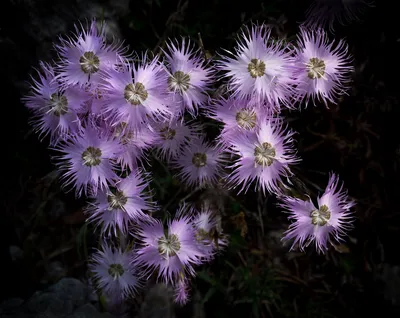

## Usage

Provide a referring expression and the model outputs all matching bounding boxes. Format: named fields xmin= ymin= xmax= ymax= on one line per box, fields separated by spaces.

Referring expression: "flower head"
xmin=293 ymin=28 xmax=353 ymax=106
xmin=86 ymin=170 xmax=155 ymax=235
xmin=151 ymin=117 xmax=200 ymax=161
xmin=192 ymin=207 xmax=228 ymax=259
xmin=23 ymin=62 xmax=87 ymax=144
xmin=102 ymin=54 xmax=170 ymax=129
xmin=163 ymin=38 xmax=213 ymax=116
xmin=54 ymin=124 xmax=121 ymax=197
xmin=172 ymin=137 xmax=226 ymax=188
xmin=89 ymin=244 xmax=142 ymax=304
xmin=55 ymin=20 xmax=128 ymax=87
xmin=134 ymin=210 xmax=205 ymax=284
xmin=217 ymin=24 xmax=296 ymax=109
xmin=208 ymin=96 xmax=265 ymax=145
xmin=281 ymin=173 xmax=355 ymax=253
xmin=227 ymin=117 xmax=300 ymax=194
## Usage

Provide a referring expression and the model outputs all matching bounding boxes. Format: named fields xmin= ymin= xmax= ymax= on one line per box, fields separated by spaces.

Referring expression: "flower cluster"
xmin=23 ymin=16 xmax=355 ymax=308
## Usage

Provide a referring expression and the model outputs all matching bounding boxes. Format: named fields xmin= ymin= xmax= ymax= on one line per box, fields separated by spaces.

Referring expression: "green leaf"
xmin=202 ymin=287 xmax=216 ymax=305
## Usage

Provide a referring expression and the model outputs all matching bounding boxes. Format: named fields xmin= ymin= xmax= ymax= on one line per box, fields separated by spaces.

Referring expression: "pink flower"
xmin=102 ymin=54 xmax=170 ymax=129
xmin=217 ymin=24 xmax=296 ymax=109
xmin=22 ymin=62 xmax=87 ymax=144
xmin=89 ymin=243 xmax=142 ymax=305
xmin=281 ymin=173 xmax=355 ymax=253
xmin=227 ymin=117 xmax=300 ymax=194
xmin=54 ymin=123 xmax=121 ymax=197
xmin=86 ymin=170 xmax=155 ymax=235
xmin=192 ymin=206 xmax=228 ymax=260
xmin=208 ymin=96 xmax=264 ymax=145
xmin=134 ymin=210 xmax=205 ymax=284
xmin=55 ymin=19 xmax=128 ymax=87
xmin=172 ymin=137 xmax=226 ymax=188
xmin=150 ymin=117 xmax=201 ymax=161
xmin=163 ymin=38 xmax=214 ymax=116
xmin=292 ymin=28 xmax=353 ymax=106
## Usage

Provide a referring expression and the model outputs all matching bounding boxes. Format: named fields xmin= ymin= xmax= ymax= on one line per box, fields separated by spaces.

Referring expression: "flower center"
xmin=195 ymin=228 xmax=210 ymax=242
xmin=124 ymin=82 xmax=148 ymax=105
xmin=192 ymin=152 xmax=207 ymax=167
xmin=49 ymin=93 xmax=68 ymax=116
xmin=307 ymin=57 xmax=326 ymax=79
xmin=310 ymin=204 xmax=331 ymax=226
xmin=168 ymin=71 xmax=191 ymax=93
xmin=113 ymin=122 xmax=134 ymax=145
xmin=81 ymin=146 xmax=102 ymax=167
xmin=160 ymin=127 xmax=176 ymax=140
xmin=108 ymin=263 xmax=124 ymax=278
xmin=113 ymin=122 xmax=127 ymax=138
xmin=236 ymin=109 xmax=257 ymax=130
xmin=254 ymin=142 xmax=276 ymax=167
xmin=248 ymin=58 xmax=266 ymax=78
xmin=158 ymin=234 xmax=181 ymax=257
xmin=107 ymin=190 xmax=128 ymax=210
xmin=121 ymin=131 xmax=134 ymax=145
xmin=79 ymin=51 xmax=100 ymax=74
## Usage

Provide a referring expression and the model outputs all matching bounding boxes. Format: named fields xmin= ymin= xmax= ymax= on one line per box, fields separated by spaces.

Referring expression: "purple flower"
xmin=217 ymin=24 xmax=296 ymax=109
xmin=163 ymin=38 xmax=213 ymax=116
xmin=293 ymin=28 xmax=353 ymax=106
xmin=22 ymin=62 xmax=87 ymax=144
xmin=102 ymin=54 xmax=170 ymax=129
xmin=54 ymin=124 xmax=121 ymax=197
xmin=303 ymin=0 xmax=374 ymax=33
xmin=89 ymin=244 xmax=142 ymax=304
xmin=227 ymin=117 xmax=300 ymax=195
xmin=55 ymin=20 xmax=128 ymax=87
xmin=192 ymin=207 xmax=228 ymax=259
xmin=172 ymin=137 xmax=226 ymax=188
xmin=208 ymin=96 xmax=264 ymax=145
xmin=281 ymin=173 xmax=355 ymax=253
xmin=86 ymin=170 xmax=155 ymax=235
xmin=111 ymin=122 xmax=157 ymax=170
xmin=150 ymin=117 xmax=200 ymax=161
xmin=134 ymin=211 xmax=205 ymax=284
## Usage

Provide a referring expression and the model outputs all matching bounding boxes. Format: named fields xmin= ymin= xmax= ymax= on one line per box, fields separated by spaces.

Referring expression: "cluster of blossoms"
xmin=22 ymin=16 xmax=355 ymax=308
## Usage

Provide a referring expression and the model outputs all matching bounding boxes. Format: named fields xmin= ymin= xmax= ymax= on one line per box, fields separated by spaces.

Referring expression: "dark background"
xmin=1 ymin=0 xmax=399 ymax=317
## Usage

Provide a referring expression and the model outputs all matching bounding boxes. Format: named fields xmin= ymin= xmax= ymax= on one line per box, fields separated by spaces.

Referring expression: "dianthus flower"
xmin=134 ymin=211 xmax=205 ymax=284
xmin=86 ymin=170 xmax=154 ymax=235
xmin=281 ymin=173 xmax=355 ymax=253
xmin=227 ymin=117 xmax=300 ymax=194
xmin=218 ymin=24 xmax=296 ymax=109
xmin=55 ymin=19 xmax=128 ymax=87
xmin=89 ymin=244 xmax=142 ymax=305
xmin=163 ymin=38 xmax=213 ymax=116
xmin=54 ymin=124 xmax=121 ymax=197
xmin=292 ymin=28 xmax=353 ymax=106
xmin=172 ymin=137 xmax=226 ymax=188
